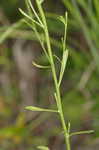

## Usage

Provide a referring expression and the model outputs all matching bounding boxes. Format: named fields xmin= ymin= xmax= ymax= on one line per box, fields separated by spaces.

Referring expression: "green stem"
xmin=35 ymin=1 xmax=71 ymax=150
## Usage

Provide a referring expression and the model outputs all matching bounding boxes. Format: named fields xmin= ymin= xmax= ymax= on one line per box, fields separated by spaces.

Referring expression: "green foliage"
xmin=58 ymin=50 xmax=68 ymax=87
xmin=25 ymin=106 xmax=58 ymax=113
xmin=18 ymin=0 xmax=94 ymax=149
xmin=37 ymin=146 xmax=49 ymax=150
xmin=0 ymin=19 xmax=23 ymax=44
xmin=0 ymin=0 xmax=98 ymax=149
xmin=62 ymin=0 xmax=99 ymax=69
xmin=20 ymin=0 xmax=71 ymax=149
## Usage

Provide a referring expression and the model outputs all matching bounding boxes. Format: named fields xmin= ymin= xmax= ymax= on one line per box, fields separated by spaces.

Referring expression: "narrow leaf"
xmin=28 ymin=0 xmax=44 ymax=27
xmin=58 ymin=50 xmax=69 ymax=87
xmin=25 ymin=106 xmax=58 ymax=113
xmin=32 ymin=61 xmax=50 ymax=69
xmin=25 ymin=0 xmax=33 ymax=18
xmin=37 ymin=146 xmax=49 ymax=150
xmin=70 ymin=130 xmax=94 ymax=137
xmin=39 ymin=0 xmax=44 ymax=4
xmin=63 ymin=12 xmax=68 ymax=51
xmin=53 ymin=54 xmax=61 ymax=64
xmin=58 ymin=12 xmax=68 ymax=26
xmin=23 ymin=19 xmax=35 ymax=30
xmin=19 ymin=8 xmax=33 ymax=20
xmin=58 ymin=16 xmax=65 ymax=25
xmin=19 ymin=8 xmax=43 ymax=28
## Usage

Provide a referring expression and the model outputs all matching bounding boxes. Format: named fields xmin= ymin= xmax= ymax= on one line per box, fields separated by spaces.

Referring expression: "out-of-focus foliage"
xmin=0 ymin=0 xmax=24 ymax=21
xmin=0 ymin=0 xmax=99 ymax=150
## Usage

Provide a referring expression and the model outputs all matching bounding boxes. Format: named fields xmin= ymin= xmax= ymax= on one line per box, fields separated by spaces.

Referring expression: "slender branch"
xmin=35 ymin=1 xmax=71 ymax=150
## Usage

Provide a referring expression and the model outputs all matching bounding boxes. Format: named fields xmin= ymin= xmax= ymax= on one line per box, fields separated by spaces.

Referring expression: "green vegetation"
xmin=19 ymin=0 xmax=94 ymax=149
xmin=0 ymin=0 xmax=98 ymax=150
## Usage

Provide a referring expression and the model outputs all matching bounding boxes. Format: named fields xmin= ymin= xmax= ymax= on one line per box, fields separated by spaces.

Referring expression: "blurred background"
xmin=0 ymin=0 xmax=99 ymax=149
